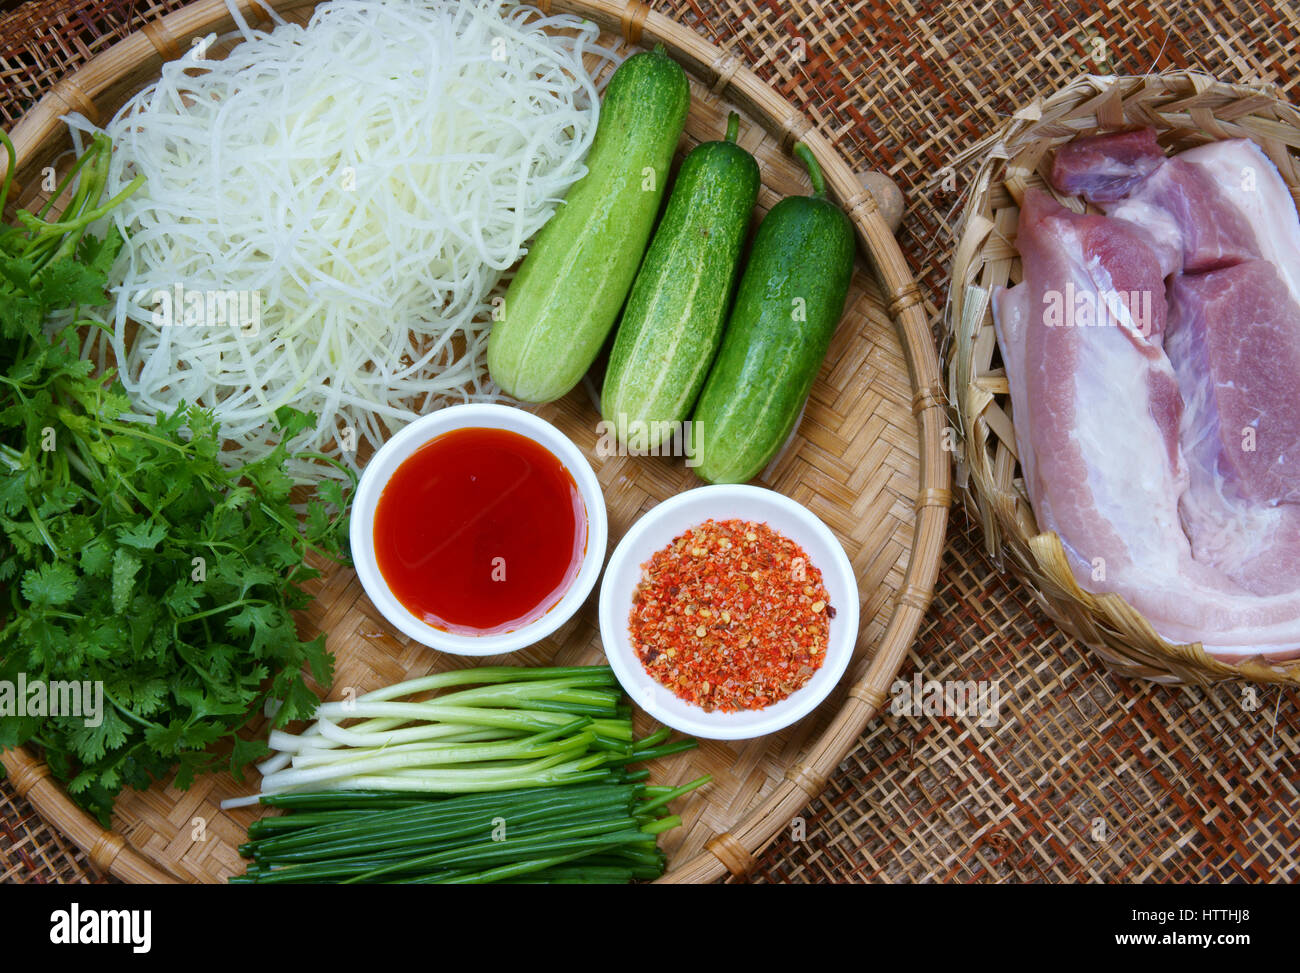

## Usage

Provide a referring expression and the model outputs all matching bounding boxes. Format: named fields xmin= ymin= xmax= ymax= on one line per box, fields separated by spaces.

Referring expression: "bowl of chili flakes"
xmin=598 ymin=484 xmax=858 ymax=739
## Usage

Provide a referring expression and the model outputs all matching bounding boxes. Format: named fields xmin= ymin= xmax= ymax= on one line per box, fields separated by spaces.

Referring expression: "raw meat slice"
xmin=1166 ymin=261 xmax=1300 ymax=595
xmin=1050 ymin=128 xmax=1165 ymax=203
xmin=1168 ymin=261 xmax=1300 ymax=505
xmin=995 ymin=189 xmax=1184 ymax=586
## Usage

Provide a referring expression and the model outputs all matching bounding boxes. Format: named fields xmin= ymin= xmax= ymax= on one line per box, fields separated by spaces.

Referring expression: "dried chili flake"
xmin=628 ymin=519 xmax=831 ymax=713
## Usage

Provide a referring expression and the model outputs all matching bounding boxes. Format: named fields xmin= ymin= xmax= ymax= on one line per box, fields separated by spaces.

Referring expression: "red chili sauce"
xmin=372 ymin=427 xmax=586 ymax=635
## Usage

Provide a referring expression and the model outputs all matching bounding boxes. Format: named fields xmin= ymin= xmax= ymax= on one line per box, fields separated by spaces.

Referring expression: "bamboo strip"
xmin=0 ymin=747 xmax=178 ymax=883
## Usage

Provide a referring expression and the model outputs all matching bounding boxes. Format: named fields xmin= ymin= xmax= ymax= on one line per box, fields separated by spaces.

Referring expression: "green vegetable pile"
xmin=231 ymin=665 xmax=708 ymax=883
xmin=0 ymin=131 xmax=350 ymax=825
xmin=234 ymin=777 xmax=708 ymax=884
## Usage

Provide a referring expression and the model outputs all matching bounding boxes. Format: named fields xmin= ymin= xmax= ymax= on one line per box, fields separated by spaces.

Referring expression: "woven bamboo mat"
xmin=3 ymin=0 xmax=1299 ymax=884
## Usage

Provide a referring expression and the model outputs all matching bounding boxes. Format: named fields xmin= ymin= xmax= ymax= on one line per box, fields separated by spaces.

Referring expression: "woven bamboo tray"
xmin=0 ymin=0 xmax=949 ymax=883
xmin=946 ymin=70 xmax=1300 ymax=687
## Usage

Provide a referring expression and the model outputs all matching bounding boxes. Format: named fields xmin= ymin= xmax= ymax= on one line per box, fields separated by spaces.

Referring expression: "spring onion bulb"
xmin=71 ymin=0 xmax=616 ymax=482
xmin=221 ymin=666 xmax=699 ymax=810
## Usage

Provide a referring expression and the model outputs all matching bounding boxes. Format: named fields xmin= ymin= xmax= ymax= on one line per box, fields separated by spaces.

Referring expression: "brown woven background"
xmin=3 ymin=0 xmax=1298 ymax=883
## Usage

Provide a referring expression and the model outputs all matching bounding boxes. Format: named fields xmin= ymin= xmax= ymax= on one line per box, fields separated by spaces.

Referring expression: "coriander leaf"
xmin=111 ymin=677 xmax=168 ymax=718
xmin=234 ymin=564 xmax=279 ymax=593
xmin=318 ymin=479 xmax=346 ymax=510
xmin=273 ymin=405 xmax=315 ymax=441
xmin=275 ymin=677 xmax=324 ymax=726
xmin=248 ymin=463 xmax=294 ymax=502
xmin=304 ymin=501 xmax=331 ymax=542
xmin=116 ymin=520 xmax=167 ymax=551
xmin=79 ymin=534 xmax=113 ymax=577
xmin=302 ymin=633 xmax=333 ymax=686
xmin=34 ymin=257 xmax=114 ymax=309
xmin=178 ymin=722 xmax=226 ymax=750
xmin=184 ymin=407 xmax=219 ymax=460
xmin=20 ymin=560 xmax=78 ymax=608
xmin=225 ymin=602 xmax=276 ymax=640
xmin=229 ymin=735 xmax=270 ymax=781
xmin=0 ymin=471 xmax=27 ymax=516
xmin=1 ymin=515 xmax=40 ymax=559
xmin=65 ymin=708 xmax=130 ymax=765
xmin=162 ymin=578 xmax=203 ymax=616
xmin=171 ymin=752 xmax=215 ymax=793
xmin=110 ymin=547 xmax=141 ymax=614
xmin=172 ymin=684 xmax=250 ymax=721
xmin=143 ymin=720 xmax=185 ymax=756
xmin=77 ymin=223 xmax=125 ymax=277
xmin=0 ymin=714 xmax=41 ymax=749
xmin=98 ymin=386 xmax=131 ymax=423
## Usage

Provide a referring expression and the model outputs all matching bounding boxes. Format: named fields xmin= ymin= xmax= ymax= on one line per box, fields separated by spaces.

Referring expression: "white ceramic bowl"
xmin=598 ymin=484 xmax=859 ymax=740
xmin=351 ymin=404 xmax=607 ymax=656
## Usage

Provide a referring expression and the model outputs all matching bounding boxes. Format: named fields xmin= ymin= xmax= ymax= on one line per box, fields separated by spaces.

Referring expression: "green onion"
xmin=229 ymin=665 xmax=711 ymax=883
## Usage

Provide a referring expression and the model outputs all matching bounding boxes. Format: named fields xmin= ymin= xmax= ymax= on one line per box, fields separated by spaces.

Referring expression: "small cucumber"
xmin=601 ymin=112 xmax=759 ymax=446
xmin=487 ymin=47 xmax=690 ymax=403
xmin=692 ymin=142 xmax=856 ymax=483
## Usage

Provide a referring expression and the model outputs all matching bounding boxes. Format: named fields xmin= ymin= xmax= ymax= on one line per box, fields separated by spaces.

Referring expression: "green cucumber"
xmin=487 ymin=47 xmax=690 ymax=403
xmin=601 ymin=112 xmax=759 ymax=446
xmin=692 ymin=142 xmax=856 ymax=483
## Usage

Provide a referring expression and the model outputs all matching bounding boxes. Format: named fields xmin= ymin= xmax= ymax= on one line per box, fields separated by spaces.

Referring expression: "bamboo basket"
xmin=946 ymin=70 xmax=1300 ymax=687
xmin=0 ymin=0 xmax=949 ymax=883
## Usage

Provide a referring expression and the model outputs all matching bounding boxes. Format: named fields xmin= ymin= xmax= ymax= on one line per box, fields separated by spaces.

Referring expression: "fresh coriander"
xmin=0 ymin=130 xmax=351 ymax=826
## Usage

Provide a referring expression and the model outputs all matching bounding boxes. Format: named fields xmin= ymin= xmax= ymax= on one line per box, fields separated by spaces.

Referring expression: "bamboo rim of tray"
xmin=944 ymin=69 xmax=1300 ymax=687
xmin=0 ymin=0 xmax=949 ymax=884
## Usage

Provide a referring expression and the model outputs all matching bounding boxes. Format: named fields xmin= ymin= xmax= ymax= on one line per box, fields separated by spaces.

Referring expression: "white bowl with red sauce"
xmin=598 ymin=484 xmax=859 ymax=740
xmin=351 ymin=404 xmax=607 ymax=656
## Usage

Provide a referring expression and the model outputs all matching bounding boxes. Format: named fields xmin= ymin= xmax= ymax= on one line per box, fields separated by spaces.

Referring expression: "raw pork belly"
xmin=993 ymin=133 xmax=1300 ymax=659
